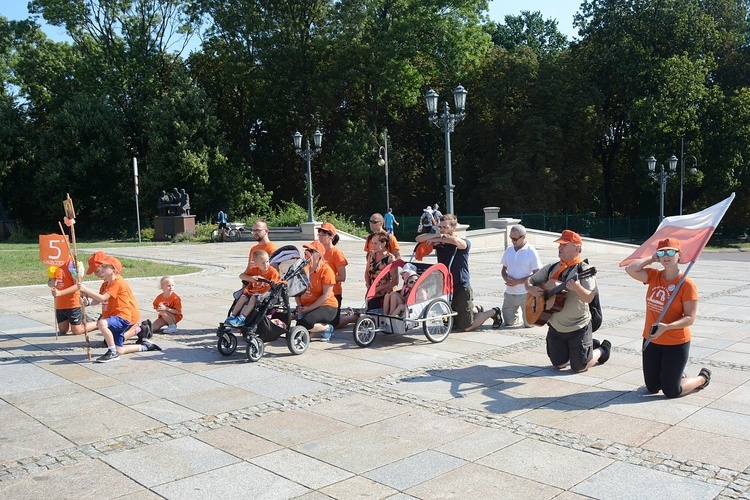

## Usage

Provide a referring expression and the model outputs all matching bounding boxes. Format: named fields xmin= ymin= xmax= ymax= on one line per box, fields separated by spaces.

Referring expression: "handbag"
xmin=417 ymin=223 xmax=423 ymax=232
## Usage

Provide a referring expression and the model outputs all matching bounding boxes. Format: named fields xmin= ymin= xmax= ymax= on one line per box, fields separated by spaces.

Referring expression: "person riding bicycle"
xmin=217 ymin=210 xmax=228 ymax=241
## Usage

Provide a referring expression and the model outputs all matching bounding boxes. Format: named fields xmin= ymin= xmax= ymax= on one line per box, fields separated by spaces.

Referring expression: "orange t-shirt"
xmin=245 ymin=241 xmax=278 ymax=273
xmin=642 ymin=268 xmax=698 ymax=345
xmin=242 ymin=266 xmax=281 ymax=295
xmin=323 ymin=246 xmax=348 ymax=296
xmin=152 ymin=292 xmax=184 ymax=323
xmin=53 ymin=259 xmax=81 ymax=310
xmin=299 ymin=261 xmax=338 ymax=308
xmin=100 ymin=275 xmax=139 ymax=324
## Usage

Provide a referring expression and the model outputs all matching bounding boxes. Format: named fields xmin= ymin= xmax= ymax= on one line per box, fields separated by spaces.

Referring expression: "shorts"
xmin=218 ymin=222 xmax=227 ymax=229
xmin=546 ymin=322 xmax=593 ymax=371
xmin=56 ymin=307 xmax=83 ymax=325
xmin=103 ymin=316 xmax=131 ymax=347
xmin=297 ymin=306 xmax=337 ymax=330
xmin=451 ymin=285 xmax=475 ymax=331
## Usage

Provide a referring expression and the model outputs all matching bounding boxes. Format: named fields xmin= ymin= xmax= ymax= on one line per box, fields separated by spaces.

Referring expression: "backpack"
xmin=420 ymin=212 xmax=433 ymax=226
xmin=547 ymin=260 xmax=602 ymax=332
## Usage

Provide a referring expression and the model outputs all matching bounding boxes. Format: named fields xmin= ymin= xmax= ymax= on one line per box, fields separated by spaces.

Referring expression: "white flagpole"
xmin=133 ymin=157 xmax=141 ymax=243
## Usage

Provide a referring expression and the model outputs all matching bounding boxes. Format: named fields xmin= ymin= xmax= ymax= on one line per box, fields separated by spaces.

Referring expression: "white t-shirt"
xmin=501 ymin=243 xmax=542 ymax=295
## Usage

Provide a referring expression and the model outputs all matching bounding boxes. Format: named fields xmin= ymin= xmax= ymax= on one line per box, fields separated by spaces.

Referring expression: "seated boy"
xmin=79 ymin=254 xmax=161 ymax=362
xmin=226 ymin=250 xmax=281 ymax=327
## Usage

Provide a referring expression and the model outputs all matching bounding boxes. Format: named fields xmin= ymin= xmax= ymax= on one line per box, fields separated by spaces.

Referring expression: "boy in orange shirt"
xmin=226 ymin=250 xmax=280 ymax=327
xmin=48 ymin=256 xmax=86 ymax=335
xmin=79 ymin=254 xmax=161 ymax=362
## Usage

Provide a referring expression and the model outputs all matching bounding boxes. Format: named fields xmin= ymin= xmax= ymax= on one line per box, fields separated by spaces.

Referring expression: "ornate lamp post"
xmin=293 ymin=130 xmax=323 ymax=223
xmin=647 ymin=155 xmax=678 ymax=221
xmin=425 ymin=85 xmax=468 ymax=215
xmin=377 ymin=128 xmax=390 ymax=210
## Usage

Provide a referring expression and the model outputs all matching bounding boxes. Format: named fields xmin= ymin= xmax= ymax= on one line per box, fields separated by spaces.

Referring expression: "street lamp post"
xmin=377 ymin=129 xmax=390 ymax=210
xmin=678 ymin=138 xmax=699 ymax=215
xmin=647 ymin=155 xmax=677 ymax=221
xmin=293 ymin=130 xmax=323 ymax=223
xmin=425 ymin=85 xmax=468 ymax=216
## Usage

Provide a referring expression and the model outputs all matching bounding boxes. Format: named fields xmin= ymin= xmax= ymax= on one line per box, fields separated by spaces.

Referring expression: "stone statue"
xmin=156 ymin=188 xmax=190 ymax=216
xmin=179 ymin=188 xmax=190 ymax=215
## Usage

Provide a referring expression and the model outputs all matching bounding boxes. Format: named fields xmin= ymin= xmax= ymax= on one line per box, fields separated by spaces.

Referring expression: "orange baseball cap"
xmin=657 ymin=237 xmax=681 ymax=251
xmin=85 ymin=251 xmax=107 ymax=275
xmin=303 ymin=241 xmax=326 ymax=254
xmin=316 ymin=222 xmax=337 ymax=236
xmin=554 ymin=230 xmax=583 ymax=245
xmin=99 ymin=255 xmax=123 ymax=274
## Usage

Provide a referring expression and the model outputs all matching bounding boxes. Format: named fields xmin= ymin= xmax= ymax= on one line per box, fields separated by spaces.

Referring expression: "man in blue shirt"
xmin=416 ymin=214 xmax=501 ymax=331
xmin=384 ymin=208 xmax=399 ymax=236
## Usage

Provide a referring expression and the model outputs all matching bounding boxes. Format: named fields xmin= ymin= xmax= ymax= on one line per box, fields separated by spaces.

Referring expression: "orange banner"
xmin=39 ymin=234 xmax=71 ymax=266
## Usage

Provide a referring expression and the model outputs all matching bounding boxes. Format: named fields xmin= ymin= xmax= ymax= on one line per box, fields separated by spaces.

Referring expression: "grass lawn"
xmin=0 ymin=242 xmax=202 ymax=288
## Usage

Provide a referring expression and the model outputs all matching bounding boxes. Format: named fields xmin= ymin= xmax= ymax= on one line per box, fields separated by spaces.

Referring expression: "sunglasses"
xmin=510 ymin=235 xmax=524 ymax=242
xmin=317 ymin=229 xmax=332 ymax=236
xmin=369 ymin=219 xmax=381 ymax=224
xmin=656 ymin=249 xmax=678 ymax=257
xmin=407 ymin=277 xmax=418 ymax=284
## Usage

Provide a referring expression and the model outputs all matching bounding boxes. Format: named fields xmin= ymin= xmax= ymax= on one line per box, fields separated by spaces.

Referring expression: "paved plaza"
xmin=1 ymin=232 xmax=750 ymax=499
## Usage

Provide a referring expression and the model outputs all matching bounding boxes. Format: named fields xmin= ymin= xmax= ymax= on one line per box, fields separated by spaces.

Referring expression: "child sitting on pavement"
xmin=79 ymin=254 xmax=161 ymax=362
xmin=383 ymin=264 xmax=420 ymax=318
xmin=150 ymin=276 xmax=183 ymax=334
xmin=226 ymin=250 xmax=280 ymax=327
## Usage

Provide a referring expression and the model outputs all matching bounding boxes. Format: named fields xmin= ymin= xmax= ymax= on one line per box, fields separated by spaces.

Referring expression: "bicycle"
xmin=211 ymin=224 xmax=241 ymax=242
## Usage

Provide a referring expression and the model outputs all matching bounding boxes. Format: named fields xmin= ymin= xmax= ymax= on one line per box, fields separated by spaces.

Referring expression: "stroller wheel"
xmin=353 ymin=315 xmax=377 ymax=348
xmin=422 ymin=298 xmax=453 ymax=343
xmin=217 ymin=332 xmax=237 ymax=356
xmin=286 ymin=325 xmax=310 ymax=355
xmin=246 ymin=336 xmax=264 ymax=362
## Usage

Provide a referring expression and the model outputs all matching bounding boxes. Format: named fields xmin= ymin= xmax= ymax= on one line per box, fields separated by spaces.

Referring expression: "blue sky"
xmin=2 ymin=0 xmax=583 ymax=41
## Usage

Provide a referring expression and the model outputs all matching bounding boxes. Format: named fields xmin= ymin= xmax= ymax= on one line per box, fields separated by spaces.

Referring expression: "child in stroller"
xmin=217 ymin=245 xmax=311 ymax=361
xmin=383 ymin=263 xmax=420 ymax=318
xmin=225 ymin=250 xmax=280 ymax=327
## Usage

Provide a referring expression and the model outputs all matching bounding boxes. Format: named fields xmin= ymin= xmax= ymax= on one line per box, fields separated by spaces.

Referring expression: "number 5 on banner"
xmin=39 ymin=234 xmax=71 ymax=266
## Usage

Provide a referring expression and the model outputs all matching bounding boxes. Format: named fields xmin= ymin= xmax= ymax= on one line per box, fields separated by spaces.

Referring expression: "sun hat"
xmin=85 ymin=251 xmax=107 ymax=275
xmin=303 ymin=241 xmax=326 ymax=254
xmin=554 ymin=229 xmax=583 ymax=245
xmin=316 ymin=221 xmax=337 ymax=236
xmin=424 ymin=206 xmax=433 ymax=213
xmin=656 ymin=237 xmax=681 ymax=251
xmin=99 ymin=255 xmax=123 ymax=274
xmin=402 ymin=269 xmax=418 ymax=280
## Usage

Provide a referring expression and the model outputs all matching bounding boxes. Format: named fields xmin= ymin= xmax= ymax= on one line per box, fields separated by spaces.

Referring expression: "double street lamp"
xmin=647 ymin=145 xmax=700 ymax=220
xmin=293 ymin=130 xmax=323 ymax=223
xmin=425 ymin=85 xmax=468 ymax=216
xmin=377 ymin=129 xmax=390 ymax=211
xmin=647 ymin=155 xmax=677 ymax=221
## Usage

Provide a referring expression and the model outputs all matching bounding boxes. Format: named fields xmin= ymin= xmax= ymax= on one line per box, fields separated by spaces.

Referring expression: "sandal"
xmin=491 ymin=307 xmax=502 ymax=329
xmin=475 ymin=305 xmax=484 ymax=314
xmin=698 ymin=367 xmax=712 ymax=389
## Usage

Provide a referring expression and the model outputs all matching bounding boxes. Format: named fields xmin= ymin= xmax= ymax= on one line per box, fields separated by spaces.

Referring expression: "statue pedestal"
xmin=154 ymin=216 xmax=196 ymax=241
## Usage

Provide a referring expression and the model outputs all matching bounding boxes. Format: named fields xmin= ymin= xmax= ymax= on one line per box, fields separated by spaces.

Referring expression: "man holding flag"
xmin=620 ymin=193 xmax=735 ymax=398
